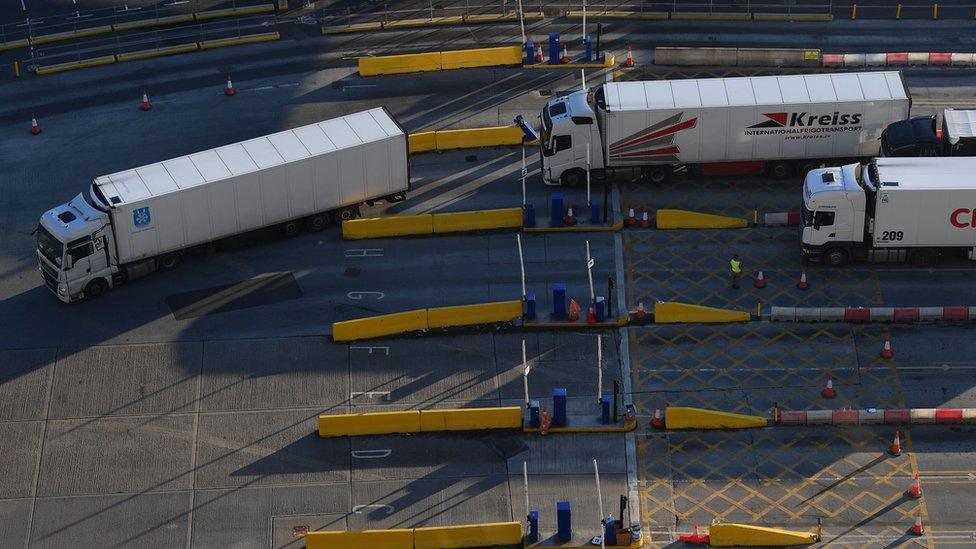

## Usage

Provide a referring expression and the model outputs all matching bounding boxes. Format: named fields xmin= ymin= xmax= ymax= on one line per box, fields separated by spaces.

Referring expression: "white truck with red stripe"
xmin=533 ymin=71 xmax=910 ymax=186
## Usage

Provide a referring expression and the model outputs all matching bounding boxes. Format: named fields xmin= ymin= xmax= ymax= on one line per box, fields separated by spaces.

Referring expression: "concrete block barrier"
xmin=305 ymin=529 xmax=413 ymax=549
xmin=322 ymin=21 xmax=383 ymax=34
xmin=671 ymin=12 xmax=751 ymax=21
xmin=735 ymin=47 xmax=820 ymax=67
xmin=929 ymin=52 xmax=952 ymax=66
xmin=419 ymin=407 xmax=522 ymax=431
xmin=566 ymin=10 xmax=668 ymax=20
xmin=0 ymin=38 xmax=30 ymax=52
xmin=408 ymin=131 xmax=437 ymax=153
xmin=434 ymin=126 xmax=525 ymax=150
xmin=194 ymin=3 xmax=274 ymax=20
xmin=821 ymin=54 xmax=844 ymax=67
xmin=112 ymin=13 xmax=195 ymax=31
xmin=318 ymin=410 xmax=422 ymax=437
xmin=439 ymin=45 xmax=521 ymax=69
xmin=36 ymin=54 xmax=117 ymax=75
xmin=884 ymin=409 xmax=911 ymax=424
xmin=843 ymin=53 xmax=866 ymax=67
xmin=753 ymin=12 xmax=833 ymax=21
xmin=359 ymin=51 xmax=442 ymax=76
xmin=970 ymin=306 xmax=976 ymax=319
xmin=951 ymin=53 xmax=975 ymax=66
xmin=919 ymin=306 xmax=944 ymax=321
xmin=413 ymin=523 xmax=522 ymax=549
xmin=805 ymin=409 xmax=832 ymax=425
xmin=708 ymin=523 xmax=819 ymax=547
xmin=893 ymin=307 xmax=920 ymax=323
xmin=864 ymin=53 xmax=887 ymax=66
xmin=654 ymin=47 xmax=738 ymax=66
xmin=908 ymin=52 xmax=929 ymax=65
xmin=342 ymin=214 xmax=434 ymax=239
xmin=665 ymin=407 xmax=767 ymax=430
xmin=198 ymin=31 xmax=279 ymax=51
xmin=655 ymin=208 xmax=748 ymax=229
xmin=870 ymin=307 xmax=894 ymax=322
xmin=819 ymin=307 xmax=845 ymax=321
xmin=944 ymin=306 xmax=969 ymax=320
xmin=859 ymin=409 xmax=884 ymax=424
xmin=886 ymin=52 xmax=909 ymax=66
xmin=654 ymin=302 xmax=750 ymax=323
xmin=778 ymin=410 xmax=806 ymax=425
xmin=844 ymin=307 xmax=870 ymax=322
xmin=426 ymin=300 xmax=522 ymax=329
xmin=763 ymin=212 xmax=790 ymax=226
xmin=332 ymin=309 xmax=429 ymax=342
xmin=793 ymin=308 xmax=822 ymax=322
xmin=833 ymin=409 xmax=859 ymax=425
xmin=383 ymin=16 xmax=464 ymax=29
xmin=30 ymin=24 xmax=113 ymax=46
xmin=770 ymin=306 xmax=796 ymax=321
xmin=431 ymin=208 xmax=523 ymax=233
xmin=911 ymin=408 xmax=937 ymax=424
xmin=116 ymin=43 xmax=199 ymax=62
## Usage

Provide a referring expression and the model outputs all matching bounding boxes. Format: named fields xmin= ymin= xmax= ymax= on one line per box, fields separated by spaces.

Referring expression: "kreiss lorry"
xmin=801 ymin=157 xmax=976 ymax=266
xmin=36 ymin=107 xmax=409 ymax=302
xmin=881 ymin=108 xmax=976 ymax=157
xmin=534 ymin=71 xmax=910 ymax=186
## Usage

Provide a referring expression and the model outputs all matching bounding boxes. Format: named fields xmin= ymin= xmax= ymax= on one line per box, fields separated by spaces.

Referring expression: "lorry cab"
xmin=37 ymin=184 xmax=116 ymax=302
xmin=801 ymin=163 xmax=867 ymax=265
xmin=540 ymin=89 xmax=604 ymax=186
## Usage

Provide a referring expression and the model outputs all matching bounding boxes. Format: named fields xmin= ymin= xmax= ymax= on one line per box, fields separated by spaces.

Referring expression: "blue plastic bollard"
xmin=552 ymin=283 xmax=566 ymax=319
xmin=590 ymin=201 xmax=601 ymax=224
xmin=529 ymin=400 xmax=541 ymax=427
xmin=601 ymin=394 xmax=611 ymax=424
xmin=556 ymin=501 xmax=572 ymax=541
xmin=553 ymin=387 xmax=568 ymax=427
xmin=584 ymin=35 xmax=593 ymax=62
xmin=525 ymin=41 xmax=535 ymax=64
xmin=528 ymin=510 xmax=539 ymax=543
xmin=524 ymin=203 xmax=536 ymax=228
xmin=525 ymin=292 xmax=537 ymax=320
xmin=550 ymin=193 xmax=564 ymax=227
xmin=595 ymin=296 xmax=605 ymax=322
xmin=604 ymin=515 xmax=616 ymax=544
xmin=548 ymin=32 xmax=560 ymax=65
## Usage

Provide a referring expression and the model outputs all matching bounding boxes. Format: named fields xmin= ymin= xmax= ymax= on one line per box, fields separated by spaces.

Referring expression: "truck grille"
xmin=39 ymin=258 xmax=58 ymax=293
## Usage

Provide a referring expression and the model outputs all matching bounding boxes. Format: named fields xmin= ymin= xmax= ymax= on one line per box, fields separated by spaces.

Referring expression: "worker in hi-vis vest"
xmin=730 ymin=254 xmax=742 ymax=289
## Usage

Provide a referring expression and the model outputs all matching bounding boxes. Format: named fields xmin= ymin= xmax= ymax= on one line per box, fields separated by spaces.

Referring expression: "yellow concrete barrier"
xmin=305 ymin=529 xmax=413 ymax=549
xmin=431 ymin=208 xmax=523 ymax=233
xmin=342 ymin=214 xmax=434 ymax=240
xmin=359 ymin=51 xmax=442 ymax=76
xmin=383 ymin=15 xmax=464 ymax=29
xmin=322 ymin=21 xmax=383 ymax=34
xmin=671 ymin=11 xmax=751 ymax=20
xmin=198 ymin=31 xmax=279 ymax=50
xmin=419 ymin=407 xmax=522 ymax=432
xmin=318 ymin=410 xmax=422 ymax=437
xmin=413 ymin=522 xmax=523 ymax=549
xmin=439 ymin=45 xmax=522 ymax=69
xmin=709 ymin=523 xmax=819 ymax=546
xmin=116 ymin=43 xmax=199 ymax=62
xmin=654 ymin=302 xmax=751 ymax=323
xmin=463 ymin=13 xmax=518 ymax=23
xmin=112 ymin=13 xmax=195 ymax=31
xmin=31 ymin=25 xmax=113 ymax=46
xmin=408 ymin=131 xmax=437 ymax=153
xmin=434 ymin=126 xmax=524 ymax=150
xmin=565 ymin=9 xmax=668 ymax=19
xmin=656 ymin=209 xmax=748 ymax=229
xmin=332 ymin=309 xmax=429 ymax=342
xmin=665 ymin=407 xmax=768 ymax=430
xmin=35 ymin=54 xmax=117 ymax=75
xmin=194 ymin=3 xmax=275 ymax=20
xmin=0 ymin=38 xmax=30 ymax=52
xmin=753 ymin=12 xmax=834 ymax=21
xmin=426 ymin=300 xmax=522 ymax=329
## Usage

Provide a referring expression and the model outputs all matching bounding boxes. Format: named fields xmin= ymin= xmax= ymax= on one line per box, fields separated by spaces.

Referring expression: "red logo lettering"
xmin=950 ymin=208 xmax=973 ymax=228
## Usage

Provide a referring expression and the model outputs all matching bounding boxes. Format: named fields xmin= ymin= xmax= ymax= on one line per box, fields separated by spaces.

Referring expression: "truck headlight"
xmin=57 ymin=283 xmax=67 ymax=295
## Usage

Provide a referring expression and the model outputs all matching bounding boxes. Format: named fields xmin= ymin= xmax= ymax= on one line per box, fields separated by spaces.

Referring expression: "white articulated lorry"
xmin=801 ymin=157 xmax=976 ymax=266
xmin=36 ymin=107 xmax=409 ymax=302
xmin=527 ymin=71 xmax=910 ymax=186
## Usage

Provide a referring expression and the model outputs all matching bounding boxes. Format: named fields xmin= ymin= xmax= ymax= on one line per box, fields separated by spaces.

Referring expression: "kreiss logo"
xmin=747 ymin=112 xmax=863 ymax=129
xmin=950 ymin=208 xmax=976 ymax=228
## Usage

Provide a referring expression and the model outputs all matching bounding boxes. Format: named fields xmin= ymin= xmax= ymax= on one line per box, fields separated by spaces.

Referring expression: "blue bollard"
xmin=552 ymin=283 xmax=566 ymax=319
xmin=556 ymin=501 xmax=572 ymax=542
xmin=553 ymin=387 xmax=568 ymax=427
xmin=528 ymin=510 xmax=539 ymax=543
xmin=525 ymin=292 xmax=537 ymax=320
xmin=601 ymin=394 xmax=611 ymax=424
xmin=590 ymin=200 xmax=601 ymax=224
xmin=595 ymin=296 xmax=605 ymax=322
xmin=550 ymin=193 xmax=564 ymax=227
xmin=584 ymin=35 xmax=593 ymax=62
xmin=525 ymin=41 xmax=535 ymax=64
xmin=548 ymin=32 xmax=560 ymax=65
xmin=529 ymin=400 xmax=541 ymax=427
xmin=604 ymin=515 xmax=616 ymax=544
xmin=524 ymin=203 xmax=536 ymax=228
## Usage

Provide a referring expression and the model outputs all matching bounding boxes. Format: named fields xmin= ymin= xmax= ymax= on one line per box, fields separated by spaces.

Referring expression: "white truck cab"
xmin=801 ymin=163 xmax=867 ymax=265
xmin=540 ymin=89 xmax=604 ymax=186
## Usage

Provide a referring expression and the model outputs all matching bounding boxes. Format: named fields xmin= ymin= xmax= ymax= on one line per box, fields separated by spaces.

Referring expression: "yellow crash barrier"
xmin=434 ymin=126 xmax=524 ymax=150
xmin=305 ymin=529 xmax=413 ymax=549
xmin=709 ymin=523 xmax=819 ymax=546
xmin=331 ymin=308 xmax=428 ymax=342
xmin=36 ymin=54 xmax=117 ymax=75
xmin=194 ymin=3 xmax=275 ymax=20
xmin=31 ymin=25 xmax=113 ymax=46
xmin=342 ymin=214 xmax=434 ymax=240
xmin=198 ymin=31 xmax=279 ymax=50
xmin=383 ymin=15 xmax=464 ymax=29
xmin=655 ymin=208 xmax=748 ymax=229
xmin=318 ymin=410 xmax=421 ymax=437
xmin=426 ymin=300 xmax=522 ymax=329
xmin=439 ymin=45 xmax=522 ymax=69
xmin=432 ymin=208 xmax=523 ymax=233
xmin=413 ymin=522 xmax=523 ymax=549
xmin=419 ymin=407 xmax=522 ymax=432
xmin=654 ymin=301 xmax=751 ymax=323
xmin=0 ymin=38 xmax=30 ymax=52
xmin=665 ymin=407 xmax=768 ymax=430
xmin=408 ymin=131 xmax=437 ymax=153
xmin=116 ymin=43 xmax=199 ymax=62
xmin=112 ymin=13 xmax=195 ymax=31
xmin=359 ymin=51 xmax=442 ymax=76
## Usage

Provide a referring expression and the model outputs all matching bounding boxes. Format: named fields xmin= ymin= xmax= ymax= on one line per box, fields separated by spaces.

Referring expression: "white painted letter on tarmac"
xmin=350 ymin=346 xmax=390 ymax=355
xmin=351 ymin=449 xmax=392 ymax=459
xmin=352 ymin=504 xmax=395 ymax=515
xmin=346 ymin=248 xmax=384 ymax=257
xmin=347 ymin=291 xmax=385 ymax=300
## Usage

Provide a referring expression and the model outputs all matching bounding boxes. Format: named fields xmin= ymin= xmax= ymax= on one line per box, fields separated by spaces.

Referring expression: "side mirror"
xmin=813 ymin=221 xmax=821 ymax=230
xmin=63 ymin=255 xmax=72 ymax=269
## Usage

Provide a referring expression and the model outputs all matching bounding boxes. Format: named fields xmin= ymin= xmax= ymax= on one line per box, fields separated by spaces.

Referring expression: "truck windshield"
xmin=37 ymin=225 xmax=64 ymax=267
xmin=541 ymin=107 xmax=552 ymax=144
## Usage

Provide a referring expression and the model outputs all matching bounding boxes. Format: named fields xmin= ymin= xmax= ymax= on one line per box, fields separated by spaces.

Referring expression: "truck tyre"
xmin=824 ymin=248 xmax=849 ymax=267
xmin=84 ymin=278 xmax=108 ymax=299
xmin=280 ymin=221 xmax=300 ymax=238
xmin=335 ymin=205 xmax=360 ymax=222
xmin=768 ymin=161 xmax=792 ymax=179
xmin=561 ymin=169 xmax=585 ymax=187
xmin=910 ymin=248 xmax=937 ymax=267
xmin=385 ymin=192 xmax=406 ymax=202
xmin=645 ymin=166 xmax=670 ymax=184
xmin=158 ymin=252 xmax=181 ymax=270
xmin=304 ymin=214 xmax=328 ymax=232
xmin=799 ymin=161 xmax=821 ymax=176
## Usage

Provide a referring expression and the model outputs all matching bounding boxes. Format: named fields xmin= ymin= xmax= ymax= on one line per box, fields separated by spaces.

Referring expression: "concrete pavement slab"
xmin=272 ymin=514 xmax=348 ymax=549
xmin=509 ymin=433 xmax=627 ymax=475
xmin=0 ymin=348 xmax=55 ymax=421
xmin=517 ymin=473 xmax=630 ymax=541
xmin=0 ymin=499 xmax=31 ymax=548
xmin=350 ymin=434 xmax=510 ymax=482
xmin=0 ymin=421 xmax=43 ymax=499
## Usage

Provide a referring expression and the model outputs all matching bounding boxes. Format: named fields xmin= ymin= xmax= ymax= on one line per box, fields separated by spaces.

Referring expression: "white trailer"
xmin=801 ymin=157 xmax=976 ymax=266
xmin=532 ymin=71 xmax=910 ymax=186
xmin=36 ymin=107 xmax=409 ymax=302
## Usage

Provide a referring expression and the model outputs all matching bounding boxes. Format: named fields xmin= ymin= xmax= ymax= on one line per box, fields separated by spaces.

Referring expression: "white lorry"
xmin=530 ymin=71 xmax=910 ymax=186
xmin=36 ymin=107 xmax=409 ymax=302
xmin=801 ymin=157 xmax=976 ymax=266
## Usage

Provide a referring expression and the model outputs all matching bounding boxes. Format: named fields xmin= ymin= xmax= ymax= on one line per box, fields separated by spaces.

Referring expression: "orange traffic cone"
xmin=635 ymin=299 xmax=646 ymax=320
xmin=821 ymin=374 xmax=836 ymax=399
xmin=534 ymin=42 xmax=544 ymax=63
xmin=880 ymin=335 xmax=894 ymax=359
xmin=568 ymin=299 xmax=581 ymax=321
xmin=225 ymin=73 xmax=236 ymax=96
xmin=889 ymin=429 xmax=902 ymax=456
xmin=565 ymin=205 xmax=577 ymax=226
xmin=911 ymin=511 xmax=923 ymax=535
xmin=30 ymin=113 xmax=41 ymax=135
xmin=560 ymin=44 xmax=570 ymax=63
xmin=754 ymin=270 xmax=766 ymax=289
xmin=796 ymin=269 xmax=809 ymax=290
xmin=624 ymin=46 xmax=635 ymax=68
xmin=640 ymin=209 xmax=650 ymax=229
xmin=540 ymin=407 xmax=551 ymax=436
xmin=626 ymin=207 xmax=636 ymax=226
xmin=587 ymin=304 xmax=597 ymax=325
xmin=678 ymin=525 xmax=709 ymax=545
xmin=908 ymin=472 xmax=922 ymax=498
xmin=140 ymin=89 xmax=152 ymax=111
xmin=651 ymin=406 xmax=665 ymax=429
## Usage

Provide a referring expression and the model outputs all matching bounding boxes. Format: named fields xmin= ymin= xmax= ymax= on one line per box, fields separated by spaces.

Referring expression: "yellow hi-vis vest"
xmin=730 ymin=259 xmax=742 ymax=273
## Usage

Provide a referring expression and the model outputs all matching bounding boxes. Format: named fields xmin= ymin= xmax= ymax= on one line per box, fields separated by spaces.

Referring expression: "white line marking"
xmin=350 ymin=346 xmax=390 ymax=355
xmin=347 ymin=291 xmax=385 ymax=300
xmin=352 ymin=504 xmax=395 ymax=515
xmin=351 ymin=449 xmax=392 ymax=459
xmin=345 ymin=248 xmax=384 ymax=257
xmin=350 ymin=391 xmax=391 ymax=400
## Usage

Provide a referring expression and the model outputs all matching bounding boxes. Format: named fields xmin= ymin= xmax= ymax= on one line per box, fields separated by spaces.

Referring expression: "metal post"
xmin=586 ymin=142 xmax=592 ymax=205
xmin=522 ymin=339 xmax=530 ymax=406
xmin=595 ymin=22 xmax=601 ymax=59
xmin=517 ymin=234 xmax=526 ymax=299
xmin=612 ymin=379 xmax=620 ymax=422
xmin=596 ymin=334 xmax=602 ymax=402
xmin=580 ymin=68 xmax=586 ymax=91
xmin=593 ymin=459 xmax=606 ymax=549
xmin=607 ymin=276 xmax=614 ymax=317
xmin=581 ymin=0 xmax=586 ymax=44
xmin=619 ymin=495 xmax=628 ymax=528
xmin=516 ymin=0 xmax=525 ymax=44
xmin=585 ymin=240 xmax=595 ymax=303
xmin=521 ymin=146 xmax=527 ymax=208
xmin=523 ymin=461 xmax=530 ymax=518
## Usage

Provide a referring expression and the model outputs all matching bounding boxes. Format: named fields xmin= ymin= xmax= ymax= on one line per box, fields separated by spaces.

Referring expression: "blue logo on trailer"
xmin=133 ymin=207 xmax=151 ymax=228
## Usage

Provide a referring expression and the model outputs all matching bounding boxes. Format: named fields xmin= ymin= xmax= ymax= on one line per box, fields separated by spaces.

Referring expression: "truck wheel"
xmin=646 ymin=166 xmax=670 ymax=184
xmin=280 ymin=221 xmax=301 ymax=238
xmin=304 ymin=214 xmax=328 ymax=232
xmin=768 ymin=161 xmax=792 ymax=179
xmin=158 ymin=252 xmax=181 ymax=270
xmin=335 ymin=206 xmax=360 ymax=222
xmin=824 ymin=248 xmax=849 ymax=267
xmin=799 ymin=161 xmax=821 ymax=176
xmin=84 ymin=278 xmax=108 ymax=299
xmin=561 ymin=169 xmax=585 ymax=187
xmin=385 ymin=192 xmax=406 ymax=203
xmin=909 ymin=248 xmax=937 ymax=267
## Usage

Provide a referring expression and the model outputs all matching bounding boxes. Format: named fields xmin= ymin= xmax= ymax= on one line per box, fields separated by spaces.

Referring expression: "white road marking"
xmin=351 ymin=449 xmax=392 ymax=459
xmin=350 ymin=391 xmax=391 ymax=400
xmin=352 ymin=504 xmax=395 ymax=515
xmin=345 ymin=248 xmax=384 ymax=257
xmin=347 ymin=291 xmax=385 ymax=300
xmin=350 ymin=346 xmax=390 ymax=355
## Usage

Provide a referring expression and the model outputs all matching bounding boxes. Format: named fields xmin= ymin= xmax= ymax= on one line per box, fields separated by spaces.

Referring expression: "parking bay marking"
xmin=352 ymin=504 xmax=395 ymax=515
xmin=351 ymin=449 xmax=392 ymax=459
xmin=346 ymin=248 xmax=384 ymax=257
